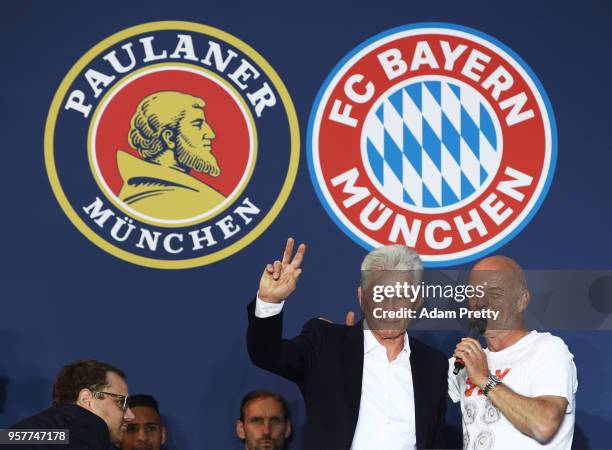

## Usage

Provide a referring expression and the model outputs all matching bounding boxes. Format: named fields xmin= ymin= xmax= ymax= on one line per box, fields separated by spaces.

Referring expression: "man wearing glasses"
xmin=11 ymin=359 xmax=134 ymax=449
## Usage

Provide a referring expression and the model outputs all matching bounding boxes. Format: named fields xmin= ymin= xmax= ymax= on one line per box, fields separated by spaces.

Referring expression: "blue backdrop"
xmin=1 ymin=1 xmax=611 ymax=449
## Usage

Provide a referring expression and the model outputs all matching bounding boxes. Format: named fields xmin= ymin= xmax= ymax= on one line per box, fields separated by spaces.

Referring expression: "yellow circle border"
xmin=87 ymin=62 xmax=258 ymax=228
xmin=45 ymin=21 xmax=300 ymax=269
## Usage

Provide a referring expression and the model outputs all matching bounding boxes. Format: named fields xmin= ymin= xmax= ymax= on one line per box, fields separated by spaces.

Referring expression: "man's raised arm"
xmin=247 ymin=238 xmax=321 ymax=382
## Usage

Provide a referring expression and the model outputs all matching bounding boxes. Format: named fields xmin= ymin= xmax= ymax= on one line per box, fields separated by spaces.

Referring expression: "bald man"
xmin=449 ymin=256 xmax=578 ymax=450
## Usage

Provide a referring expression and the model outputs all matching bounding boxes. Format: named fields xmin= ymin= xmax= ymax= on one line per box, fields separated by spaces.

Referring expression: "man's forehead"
xmin=469 ymin=268 xmax=514 ymax=288
xmin=106 ymin=371 xmax=128 ymax=394
xmin=183 ymin=107 xmax=205 ymax=120
xmin=130 ymin=406 xmax=162 ymax=423
xmin=245 ymin=397 xmax=284 ymax=417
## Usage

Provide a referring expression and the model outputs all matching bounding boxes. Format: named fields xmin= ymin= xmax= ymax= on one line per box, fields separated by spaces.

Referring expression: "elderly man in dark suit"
xmin=247 ymin=238 xmax=448 ymax=450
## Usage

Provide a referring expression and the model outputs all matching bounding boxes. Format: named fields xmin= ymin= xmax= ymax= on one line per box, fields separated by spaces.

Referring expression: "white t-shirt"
xmin=448 ymin=331 xmax=578 ymax=450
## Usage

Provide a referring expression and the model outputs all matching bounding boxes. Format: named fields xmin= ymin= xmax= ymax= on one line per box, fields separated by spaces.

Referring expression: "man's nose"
xmin=476 ymin=298 xmax=490 ymax=309
xmin=203 ymin=122 xmax=216 ymax=139
xmin=137 ymin=427 xmax=147 ymax=442
xmin=124 ymin=407 xmax=135 ymax=421
xmin=262 ymin=420 xmax=271 ymax=435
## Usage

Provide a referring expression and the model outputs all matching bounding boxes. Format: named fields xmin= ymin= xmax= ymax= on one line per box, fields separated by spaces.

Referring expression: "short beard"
xmin=250 ymin=436 xmax=283 ymax=450
xmin=175 ymin=134 xmax=221 ymax=177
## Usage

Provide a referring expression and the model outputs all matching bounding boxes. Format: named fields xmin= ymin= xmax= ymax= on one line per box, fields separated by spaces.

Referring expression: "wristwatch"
xmin=482 ymin=373 xmax=502 ymax=397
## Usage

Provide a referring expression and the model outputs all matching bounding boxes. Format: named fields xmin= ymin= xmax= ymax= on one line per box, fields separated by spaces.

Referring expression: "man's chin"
xmin=372 ymin=327 xmax=406 ymax=340
xmin=255 ymin=439 xmax=276 ymax=449
xmin=110 ymin=433 xmax=123 ymax=447
xmin=368 ymin=317 xmax=408 ymax=333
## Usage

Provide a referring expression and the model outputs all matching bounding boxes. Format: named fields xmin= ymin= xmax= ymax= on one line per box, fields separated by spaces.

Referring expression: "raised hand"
xmin=258 ymin=238 xmax=306 ymax=303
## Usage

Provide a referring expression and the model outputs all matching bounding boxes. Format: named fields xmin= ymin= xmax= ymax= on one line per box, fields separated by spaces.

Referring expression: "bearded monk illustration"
xmin=117 ymin=91 xmax=225 ymax=221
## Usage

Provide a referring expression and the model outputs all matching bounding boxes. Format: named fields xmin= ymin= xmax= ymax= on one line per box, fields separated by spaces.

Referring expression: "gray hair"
xmin=360 ymin=245 xmax=423 ymax=291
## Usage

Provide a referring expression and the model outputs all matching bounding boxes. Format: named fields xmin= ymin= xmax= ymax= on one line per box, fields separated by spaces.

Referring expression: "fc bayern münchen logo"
xmin=308 ymin=23 xmax=557 ymax=266
xmin=45 ymin=22 xmax=299 ymax=269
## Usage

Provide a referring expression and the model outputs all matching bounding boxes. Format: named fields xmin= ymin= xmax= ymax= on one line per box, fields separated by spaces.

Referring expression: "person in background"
xmin=120 ymin=394 xmax=167 ymax=450
xmin=11 ymin=359 xmax=134 ymax=450
xmin=236 ymin=390 xmax=292 ymax=450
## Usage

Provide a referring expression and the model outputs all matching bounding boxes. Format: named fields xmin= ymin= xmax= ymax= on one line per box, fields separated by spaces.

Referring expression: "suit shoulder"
xmin=11 ymin=407 xmax=58 ymax=429
xmin=302 ymin=318 xmax=357 ymax=344
xmin=303 ymin=317 xmax=349 ymax=333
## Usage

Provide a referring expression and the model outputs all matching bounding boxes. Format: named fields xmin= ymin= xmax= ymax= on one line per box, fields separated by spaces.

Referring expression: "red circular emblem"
xmin=308 ymin=23 xmax=556 ymax=266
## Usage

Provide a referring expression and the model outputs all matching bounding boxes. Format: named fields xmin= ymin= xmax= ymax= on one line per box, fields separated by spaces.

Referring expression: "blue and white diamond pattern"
xmin=362 ymin=78 xmax=501 ymax=210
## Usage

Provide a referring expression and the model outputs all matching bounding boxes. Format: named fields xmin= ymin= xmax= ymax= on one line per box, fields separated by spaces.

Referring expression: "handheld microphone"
xmin=453 ymin=317 xmax=487 ymax=375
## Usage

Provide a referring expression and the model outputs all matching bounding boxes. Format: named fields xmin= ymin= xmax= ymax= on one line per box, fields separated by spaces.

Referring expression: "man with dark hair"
xmin=121 ymin=395 xmax=167 ymax=450
xmin=236 ymin=390 xmax=292 ymax=450
xmin=11 ymin=359 xmax=134 ymax=449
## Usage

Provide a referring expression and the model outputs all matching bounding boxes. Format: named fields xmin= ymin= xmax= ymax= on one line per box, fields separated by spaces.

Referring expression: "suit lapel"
xmin=409 ymin=337 xmax=428 ymax=449
xmin=342 ymin=321 xmax=364 ymax=441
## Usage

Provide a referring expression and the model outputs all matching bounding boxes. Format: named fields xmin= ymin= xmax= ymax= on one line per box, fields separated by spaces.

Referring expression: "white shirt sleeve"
xmin=254 ymin=293 xmax=285 ymax=318
xmin=448 ymin=356 xmax=462 ymax=403
xmin=528 ymin=337 xmax=578 ymax=413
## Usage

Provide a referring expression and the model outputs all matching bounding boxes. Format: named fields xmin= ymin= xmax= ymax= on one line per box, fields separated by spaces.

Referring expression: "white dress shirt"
xmin=351 ymin=328 xmax=416 ymax=450
xmin=254 ymin=296 xmax=417 ymax=450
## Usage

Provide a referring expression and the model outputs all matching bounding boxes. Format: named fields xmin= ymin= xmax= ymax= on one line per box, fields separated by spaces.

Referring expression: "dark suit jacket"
xmin=10 ymin=404 xmax=111 ymax=450
xmin=247 ymin=300 xmax=448 ymax=450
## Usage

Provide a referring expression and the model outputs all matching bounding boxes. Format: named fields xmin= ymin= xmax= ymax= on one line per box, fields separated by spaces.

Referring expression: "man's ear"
xmin=161 ymin=129 xmax=175 ymax=149
xmin=76 ymin=389 xmax=93 ymax=410
xmin=517 ymin=289 xmax=530 ymax=313
xmin=161 ymin=426 xmax=167 ymax=445
xmin=357 ymin=286 xmax=363 ymax=309
xmin=236 ymin=420 xmax=246 ymax=440
xmin=284 ymin=419 xmax=292 ymax=439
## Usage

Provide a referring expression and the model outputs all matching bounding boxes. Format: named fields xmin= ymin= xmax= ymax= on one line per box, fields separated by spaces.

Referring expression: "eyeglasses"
xmin=92 ymin=390 xmax=129 ymax=412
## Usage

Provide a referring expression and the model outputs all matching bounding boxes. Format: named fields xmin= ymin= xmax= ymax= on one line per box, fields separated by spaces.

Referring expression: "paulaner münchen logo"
xmin=307 ymin=23 xmax=557 ymax=267
xmin=45 ymin=22 xmax=299 ymax=269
